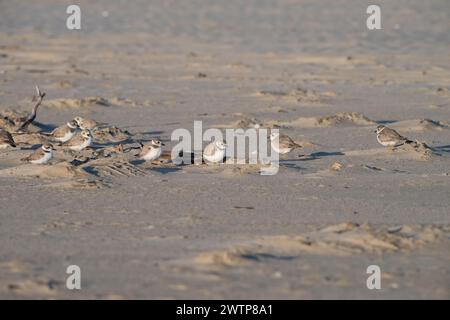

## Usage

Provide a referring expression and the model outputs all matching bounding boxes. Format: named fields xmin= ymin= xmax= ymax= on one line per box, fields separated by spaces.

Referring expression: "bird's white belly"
xmin=142 ymin=147 xmax=162 ymax=161
xmin=271 ymin=141 xmax=290 ymax=154
xmin=56 ymin=131 xmax=75 ymax=143
xmin=31 ymin=151 xmax=52 ymax=164
xmin=0 ymin=144 xmax=9 ymax=149
xmin=377 ymin=136 xmax=397 ymax=147
xmin=204 ymin=149 xmax=225 ymax=163
xmin=70 ymin=137 xmax=92 ymax=151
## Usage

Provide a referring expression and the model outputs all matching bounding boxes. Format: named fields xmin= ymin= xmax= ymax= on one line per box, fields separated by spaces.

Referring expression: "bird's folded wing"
xmin=63 ymin=136 xmax=82 ymax=146
xmin=203 ymin=143 xmax=216 ymax=156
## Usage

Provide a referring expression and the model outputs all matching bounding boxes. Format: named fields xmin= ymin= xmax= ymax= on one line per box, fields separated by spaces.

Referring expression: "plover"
xmin=138 ymin=139 xmax=164 ymax=161
xmin=203 ymin=140 xmax=227 ymax=163
xmin=269 ymin=132 xmax=302 ymax=154
xmin=0 ymin=128 xmax=16 ymax=149
xmin=375 ymin=125 xmax=412 ymax=148
xmin=21 ymin=143 xmax=53 ymax=164
xmin=45 ymin=120 xmax=78 ymax=142
xmin=63 ymin=130 xmax=93 ymax=151
xmin=73 ymin=116 xmax=106 ymax=130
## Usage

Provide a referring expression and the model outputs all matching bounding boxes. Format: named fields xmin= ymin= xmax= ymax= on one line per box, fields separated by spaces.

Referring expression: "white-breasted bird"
xmin=44 ymin=120 xmax=78 ymax=142
xmin=203 ymin=140 xmax=227 ymax=163
xmin=73 ymin=116 xmax=106 ymax=130
xmin=375 ymin=125 xmax=412 ymax=148
xmin=269 ymin=132 xmax=302 ymax=154
xmin=138 ymin=139 xmax=164 ymax=161
xmin=63 ymin=130 xmax=93 ymax=151
xmin=21 ymin=143 xmax=53 ymax=164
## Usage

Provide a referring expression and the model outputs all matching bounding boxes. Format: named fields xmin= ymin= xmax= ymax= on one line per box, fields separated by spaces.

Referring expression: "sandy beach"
xmin=0 ymin=0 xmax=449 ymax=299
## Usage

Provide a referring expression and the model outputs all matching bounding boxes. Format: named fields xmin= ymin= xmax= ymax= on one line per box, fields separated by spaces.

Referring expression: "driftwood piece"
xmin=16 ymin=85 xmax=46 ymax=132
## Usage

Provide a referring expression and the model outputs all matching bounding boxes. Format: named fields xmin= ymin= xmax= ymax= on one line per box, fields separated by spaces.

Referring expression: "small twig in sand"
xmin=17 ymin=85 xmax=46 ymax=132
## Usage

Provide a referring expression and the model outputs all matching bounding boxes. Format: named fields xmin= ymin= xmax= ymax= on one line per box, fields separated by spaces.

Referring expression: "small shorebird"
xmin=203 ymin=140 xmax=227 ymax=163
xmin=63 ymin=130 xmax=93 ymax=151
xmin=0 ymin=128 xmax=16 ymax=149
xmin=73 ymin=116 xmax=106 ymax=130
xmin=21 ymin=144 xmax=53 ymax=164
xmin=269 ymin=132 xmax=302 ymax=154
xmin=45 ymin=120 xmax=78 ymax=142
xmin=375 ymin=125 xmax=412 ymax=148
xmin=138 ymin=139 xmax=164 ymax=161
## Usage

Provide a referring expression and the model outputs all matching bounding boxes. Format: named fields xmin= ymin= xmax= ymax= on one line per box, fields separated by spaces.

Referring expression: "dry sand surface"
xmin=0 ymin=0 xmax=450 ymax=299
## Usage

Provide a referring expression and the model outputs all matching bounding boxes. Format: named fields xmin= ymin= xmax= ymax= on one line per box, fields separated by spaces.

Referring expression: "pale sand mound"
xmin=345 ymin=142 xmax=436 ymax=160
xmin=0 ymin=111 xmax=43 ymax=133
xmin=108 ymin=97 xmax=153 ymax=107
xmin=49 ymin=80 xmax=76 ymax=89
xmin=0 ymin=162 xmax=87 ymax=179
xmin=391 ymin=119 xmax=449 ymax=132
xmin=0 ymin=117 xmax=16 ymax=131
xmin=12 ymin=132 xmax=49 ymax=145
xmin=189 ymin=223 xmax=445 ymax=269
xmin=0 ymin=156 xmax=147 ymax=186
xmin=277 ymin=112 xmax=376 ymax=128
xmin=80 ymin=159 xmax=149 ymax=178
xmin=194 ymin=247 xmax=254 ymax=267
xmin=399 ymin=141 xmax=435 ymax=159
xmin=93 ymin=126 xmax=132 ymax=143
xmin=215 ymin=117 xmax=263 ymax=129
xmin=256 ymin=87 xmax=334 ymax=104
xmin=435 ymin=87 xmax=450 ymax=98
xmin=0 ymin=260 xmax=29 ymax=273
xmin=5 ymin=279 xmax=59 ymax=297
xmin=260 ymin=106 xmax=290 ymax=113
xmin=43 ymin=96 xmax=148 ymax=109
xmin=44 ymin=97 xmax=112 ymax=108
xmin=213 ymin=112 xmax=375 ymax=130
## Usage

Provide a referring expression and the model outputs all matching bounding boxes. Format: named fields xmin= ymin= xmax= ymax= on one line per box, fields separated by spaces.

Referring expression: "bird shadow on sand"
xmin=33 ymin=121 xmax=57 ymax=132
xmin=19 ymin=144 xmax=42 ymax=150
xmin=376 ymin=120 xmax=397 ymax=125
xmin=129 ymin=159 xmax=147 ymax=165
xmin=148 ymin=167 xmax=182 ymax=174
xmin=82 ymin=166 xmax=100 ymax=177
xmin=93 ymin=138 xmax=135 ymax=148
xmin=241 ymin=253 xmax=297 ymax=262
xmin=276 ymin=151 xmax=343 ymax=171
xmin=296 ymin=151 xmax=344 ymax=161
xmin=433 ymin=144 xmax=450 ymax=151
xmin=432 ymin=145 xmax=450 ymax=156
xmin=131 ymin=130 xmax=164 ymax=136
xmin=277 ymin=162 xmax=305 ymax=171
xmin=129 ymin=159 xmax=182 ymax=174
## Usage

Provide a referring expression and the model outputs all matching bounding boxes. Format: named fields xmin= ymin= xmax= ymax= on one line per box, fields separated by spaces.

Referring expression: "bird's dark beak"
xmin=161 ymin=143 xmax=165 ymax=146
